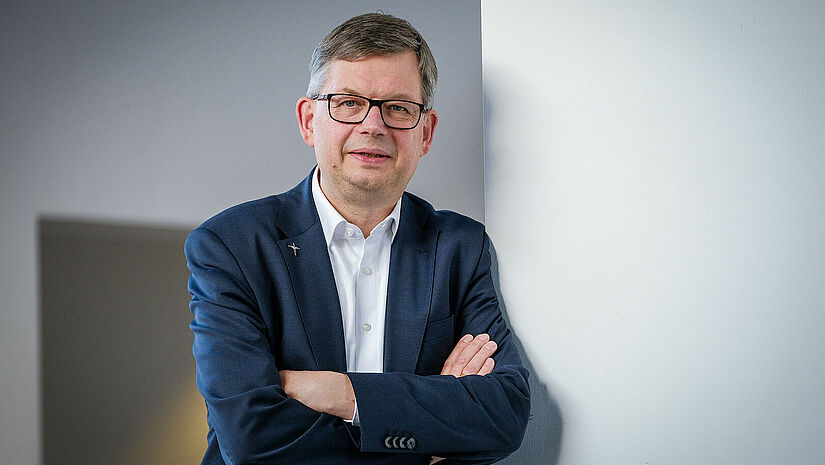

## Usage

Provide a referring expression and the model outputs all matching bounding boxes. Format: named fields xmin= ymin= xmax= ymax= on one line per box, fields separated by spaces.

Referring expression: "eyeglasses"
xmin=312 ymin=93 xmax=426 ymax=130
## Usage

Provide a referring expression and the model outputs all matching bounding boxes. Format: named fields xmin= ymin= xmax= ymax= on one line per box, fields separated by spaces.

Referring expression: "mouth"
xmin=348 ymin=148 xmax=391 ymax=165
xmin=349 ymin=150 xmax=390 ymax=159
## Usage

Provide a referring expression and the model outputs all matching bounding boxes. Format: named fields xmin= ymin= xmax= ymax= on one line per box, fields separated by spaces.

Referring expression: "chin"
xmin=348 ymin=178 xmax=386 ymax=193
xmin=344 ymin=174 xmax=396 ymax=195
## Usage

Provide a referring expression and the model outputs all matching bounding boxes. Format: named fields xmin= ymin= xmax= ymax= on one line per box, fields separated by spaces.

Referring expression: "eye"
xmin=388 ymin=104 xmax=410 ymax=114
xmin=331 ymin=96 xmax=366 ymax=108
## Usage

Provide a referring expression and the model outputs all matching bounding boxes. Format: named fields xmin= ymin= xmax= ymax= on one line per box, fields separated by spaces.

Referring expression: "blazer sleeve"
xmin=185 ymin=227 xmax=359 ymax=464
xmin=347 ymin=231 xmax=531 ymax=463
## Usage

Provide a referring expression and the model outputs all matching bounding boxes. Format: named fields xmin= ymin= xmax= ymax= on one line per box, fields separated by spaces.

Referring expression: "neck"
xmin=318 ymin=174 xmax=399 ymax=237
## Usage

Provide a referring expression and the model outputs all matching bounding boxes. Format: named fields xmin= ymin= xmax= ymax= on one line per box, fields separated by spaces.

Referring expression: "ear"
xmin=296 ymin=96 xmax=316 ymax=147
xmin=419 ymin=109 xmax=438 ymax=157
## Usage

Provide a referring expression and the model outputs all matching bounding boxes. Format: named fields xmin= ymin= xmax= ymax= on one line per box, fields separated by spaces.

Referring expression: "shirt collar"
xmin=311 ymin=167 xmax=402 ymax=246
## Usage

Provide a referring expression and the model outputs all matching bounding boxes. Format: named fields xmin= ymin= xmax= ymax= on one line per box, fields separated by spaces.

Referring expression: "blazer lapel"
xmin=276 ymin=170 xmax=347 ymax=372
xmin=383 ymin=195 xmax=438 ymax=373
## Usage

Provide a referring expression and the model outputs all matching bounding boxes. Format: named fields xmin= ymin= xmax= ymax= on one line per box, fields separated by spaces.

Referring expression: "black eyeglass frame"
xmin=312 ymin=93 xmax=427 ymax=130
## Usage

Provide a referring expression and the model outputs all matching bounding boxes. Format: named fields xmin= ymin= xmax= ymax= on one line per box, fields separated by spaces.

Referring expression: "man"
xmin=185 ymin=13 xmax=530 ymax=464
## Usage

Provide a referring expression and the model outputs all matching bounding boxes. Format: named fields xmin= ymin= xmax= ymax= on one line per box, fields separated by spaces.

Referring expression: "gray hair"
xmin=306 ymin=13 xmax=438 ymax=110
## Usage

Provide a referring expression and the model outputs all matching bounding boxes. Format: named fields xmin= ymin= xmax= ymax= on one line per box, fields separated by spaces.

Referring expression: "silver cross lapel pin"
xmin=288 ymin=242 xmax=300 ymax=256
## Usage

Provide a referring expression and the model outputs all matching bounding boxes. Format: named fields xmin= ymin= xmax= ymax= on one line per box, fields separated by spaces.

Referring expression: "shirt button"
xmin=362 ymin=267 xmax=372 ymax=275
xmin=346 ymin=228 xmax=354 ymax=237
xmin=361 ymin=323 xmax=372 ymax=332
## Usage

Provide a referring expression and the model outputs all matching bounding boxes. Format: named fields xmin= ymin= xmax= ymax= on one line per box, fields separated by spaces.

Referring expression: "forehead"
xmin=323 ymin=52 xmax=422 ymax=101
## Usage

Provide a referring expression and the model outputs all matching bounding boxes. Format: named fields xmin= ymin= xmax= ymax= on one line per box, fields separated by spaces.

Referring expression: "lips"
xmin=350 ymin=150 xmax=389 ymax=159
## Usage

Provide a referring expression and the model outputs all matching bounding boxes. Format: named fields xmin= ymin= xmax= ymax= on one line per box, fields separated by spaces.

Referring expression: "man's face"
xmin=297 ymin=52 xmax=438 ymax=203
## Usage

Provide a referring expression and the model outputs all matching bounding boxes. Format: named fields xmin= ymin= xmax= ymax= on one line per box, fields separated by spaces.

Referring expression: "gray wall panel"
xmin=0 ymin=2 xmax=482 ymax=463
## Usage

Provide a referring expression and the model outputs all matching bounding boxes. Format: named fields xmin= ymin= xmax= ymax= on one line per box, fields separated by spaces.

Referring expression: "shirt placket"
xmin=354 ymin=229 xmax=382 ymax=373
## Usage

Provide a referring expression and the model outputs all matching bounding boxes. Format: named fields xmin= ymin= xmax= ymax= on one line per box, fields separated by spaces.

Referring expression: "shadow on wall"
xmin=39 ymin=218 xmax=206 ymax=465
xmin=482 ymin=72 xmax=564 ymax=464
xmin=490 ymin=242 xmax=564 ymax=465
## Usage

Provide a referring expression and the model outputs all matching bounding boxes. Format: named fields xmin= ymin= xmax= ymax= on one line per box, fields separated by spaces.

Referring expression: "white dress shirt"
xmin=311 ymin=168 xmax=401 ymax=424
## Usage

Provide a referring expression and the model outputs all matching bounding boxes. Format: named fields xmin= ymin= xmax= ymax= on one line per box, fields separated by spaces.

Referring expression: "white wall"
xmin=0 ymin=2 xmax=482 ymax=463
xmin=483 ymin=1 xmax=825 ymax=464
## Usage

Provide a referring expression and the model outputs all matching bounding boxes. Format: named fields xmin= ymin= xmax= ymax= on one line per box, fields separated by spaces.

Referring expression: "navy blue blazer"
xmin=185 ymin=170 xmax=530 ymax=464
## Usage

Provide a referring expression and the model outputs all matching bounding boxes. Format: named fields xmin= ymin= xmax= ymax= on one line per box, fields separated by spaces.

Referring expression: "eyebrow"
xmin=337 ymin=87 xmax=420 ymax=102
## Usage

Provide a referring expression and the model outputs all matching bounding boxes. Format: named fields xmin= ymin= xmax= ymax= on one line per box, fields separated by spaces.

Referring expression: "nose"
xmin=358 ymin=104 xmax=387 ymax=135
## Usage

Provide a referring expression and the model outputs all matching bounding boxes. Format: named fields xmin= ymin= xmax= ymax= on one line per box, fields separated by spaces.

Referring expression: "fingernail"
xmin=484 ymin=358 xmax=494 ymax=366
xmin=462 ymin=334 xmax=473 ymax=342
xmin=485 ymin=341 xmax=497 ymax=349
xmin=478 ymin=333 xmax=490 ymax=342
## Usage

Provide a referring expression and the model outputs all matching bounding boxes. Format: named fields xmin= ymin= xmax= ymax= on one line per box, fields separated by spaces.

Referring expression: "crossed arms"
xmin=186 ymin=224 xmax=530 ymax=464
xmin=279 ymin=332 xmax=501 ymax=420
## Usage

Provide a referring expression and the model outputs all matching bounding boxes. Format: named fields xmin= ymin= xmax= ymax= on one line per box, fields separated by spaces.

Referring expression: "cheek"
xmin=396 ymin=135 xmax=425 ymax=164
xmin=315 ymin=124 xmax=347 ymax=153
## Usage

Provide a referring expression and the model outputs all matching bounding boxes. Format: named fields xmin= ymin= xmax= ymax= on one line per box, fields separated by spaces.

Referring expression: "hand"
xmin=279 ymin=370 xmax=356 ymax=420
xmin=433 ymin=335 xmax=497 ymax=464
xmin=440 ymin=333 xmax=497 ymax=377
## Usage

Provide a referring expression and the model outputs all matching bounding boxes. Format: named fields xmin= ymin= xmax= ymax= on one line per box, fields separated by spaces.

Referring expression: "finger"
xmin=476 ymin=358 xmax=495 ymax=376
xmin=441 ymin=334 xmax=473 ymax=375
xmin=461 ymin=340 xmax=497 ymax=376
xmin=448 ymin=333 xmax=490 ymax=377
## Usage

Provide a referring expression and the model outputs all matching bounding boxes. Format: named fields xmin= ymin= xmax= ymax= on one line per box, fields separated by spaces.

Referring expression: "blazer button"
xmin=384 ymin=435 xmax=415 ymax=449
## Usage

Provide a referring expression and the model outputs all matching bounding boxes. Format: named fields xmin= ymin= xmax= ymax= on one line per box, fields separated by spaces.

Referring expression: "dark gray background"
xmin=0 ymin=2 xmax=483 ymax=463
xmin=40 ymin=220 xmax=196 ymax=465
